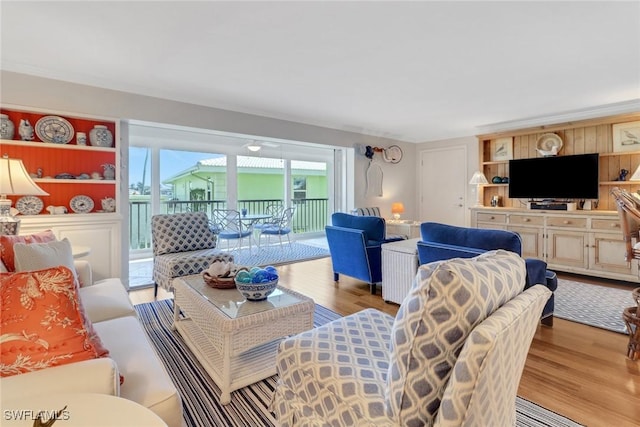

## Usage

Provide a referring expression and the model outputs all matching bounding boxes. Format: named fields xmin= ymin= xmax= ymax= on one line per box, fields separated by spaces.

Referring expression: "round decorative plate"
xmin=35 ymin=115 xmax=74 ymax=144
xmin=536 ymin=133 xmax=563 ymax=153
xmin=16 ymin=196 xmax=43 ymax=215
xmin=70 ymin=195 xmax=94 ymax=213
xmin=383 ymin=145 xmax=403 ymax=163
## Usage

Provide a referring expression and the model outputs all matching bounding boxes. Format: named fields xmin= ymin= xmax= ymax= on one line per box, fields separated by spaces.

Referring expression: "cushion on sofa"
xmin=385 ymin=249 xmax=526 ymax=426
xmin=94 ymin=316 xmax=183 ymax=427
xmin=0 ymin=230 xmax=56 ymax=272
xmin=13 ymin=238 xmax=79 ymax=285
xmin=79 ymin=279 xmax=137 ymax=323
xmin=0 ymin=266 xmax=110 ymax=377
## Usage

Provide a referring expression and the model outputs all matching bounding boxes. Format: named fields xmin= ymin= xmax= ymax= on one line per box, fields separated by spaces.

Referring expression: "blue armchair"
xmin=325 ymin=213 xmax=404 ymax=294
xmin=417 ymin=222 xmax=557 ymax=326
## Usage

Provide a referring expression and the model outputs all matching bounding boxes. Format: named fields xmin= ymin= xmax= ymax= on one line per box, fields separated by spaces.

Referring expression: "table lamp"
xmin=391 ymin=202 xmax=404 ymax=220
xmin=0 ymin=155 xmax=49 ymax=235
xmin=469 ymin=171 xmax=489 ymax=207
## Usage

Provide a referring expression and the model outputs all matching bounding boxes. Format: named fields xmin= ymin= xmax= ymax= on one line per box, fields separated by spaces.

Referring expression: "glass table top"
xmin=180 ymin=274 xmax=306 ymax=319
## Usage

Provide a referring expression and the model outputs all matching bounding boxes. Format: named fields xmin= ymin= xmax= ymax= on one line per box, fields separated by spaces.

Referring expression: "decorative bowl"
xmin=202 ymin=271 xmax=236 ymax=289
xmin=235 ymin=279 xmax=278 ymax=301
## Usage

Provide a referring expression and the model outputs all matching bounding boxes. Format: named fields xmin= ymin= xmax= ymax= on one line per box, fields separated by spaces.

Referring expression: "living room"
xmin=1 ymin=2 xmax=639 ymax=426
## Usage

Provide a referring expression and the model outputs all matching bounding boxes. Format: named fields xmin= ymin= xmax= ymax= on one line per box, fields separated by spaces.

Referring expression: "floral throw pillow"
xmin=0 ymin=230 xmax=56 ymax=272
xmin=0 ymin=266 xmax=110 ymax=377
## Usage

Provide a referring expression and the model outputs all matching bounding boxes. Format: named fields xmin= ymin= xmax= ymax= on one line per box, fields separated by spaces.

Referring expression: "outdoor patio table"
xmin=240 ymin=213 xmax=272 ymax=247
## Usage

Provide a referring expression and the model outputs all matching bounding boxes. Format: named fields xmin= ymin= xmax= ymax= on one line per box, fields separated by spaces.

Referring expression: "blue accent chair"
xmin=417 ymin=222 xmax=557 ymax=326
xmin=325 ymin=213 xmax=404 ymax=294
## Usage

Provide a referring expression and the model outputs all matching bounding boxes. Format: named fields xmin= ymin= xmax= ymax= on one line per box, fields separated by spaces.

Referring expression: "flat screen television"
xmin=508 ymin=153 xmax=599 ymax=200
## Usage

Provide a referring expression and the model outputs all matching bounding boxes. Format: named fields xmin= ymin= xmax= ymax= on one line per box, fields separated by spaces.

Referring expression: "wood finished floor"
xmin=129 ymin=257 xmax=640 ymax=427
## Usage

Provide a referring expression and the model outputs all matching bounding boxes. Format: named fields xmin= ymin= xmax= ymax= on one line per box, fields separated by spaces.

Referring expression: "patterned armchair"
xmin=271 ymin=250 xmax=551 ymax=426
xmin=151 ymin=212 xmax=233 ymax=296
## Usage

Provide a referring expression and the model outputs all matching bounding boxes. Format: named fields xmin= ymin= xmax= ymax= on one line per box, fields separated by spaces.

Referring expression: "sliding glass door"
xmin=127 ymin=124 xmax=338 ymax=288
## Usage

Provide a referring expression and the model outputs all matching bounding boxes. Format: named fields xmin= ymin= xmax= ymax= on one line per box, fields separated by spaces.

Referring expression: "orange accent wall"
xmin=1 ymin=108 xmax=117 ymax=215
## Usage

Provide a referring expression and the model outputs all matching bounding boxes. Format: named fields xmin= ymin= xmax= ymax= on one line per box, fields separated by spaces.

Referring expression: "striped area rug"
xmin=135 ymin=299 xmax=584 ymax=427
xmin=554 ymin=279 xmax=636 ymax=333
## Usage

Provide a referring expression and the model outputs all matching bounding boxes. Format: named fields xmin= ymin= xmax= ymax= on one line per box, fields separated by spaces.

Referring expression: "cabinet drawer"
xmin=547 ymin=216 xmax=587 ymax=228
xmin=591 ymin=219 xmax=621 ymax=231
xmin=509 ymin=215 xmax=544 ymax=226
xmin=476 ymin=213 xmax=506 ymax=224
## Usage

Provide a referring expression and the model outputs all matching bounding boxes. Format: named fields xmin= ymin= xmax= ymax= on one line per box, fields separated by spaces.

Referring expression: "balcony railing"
xmin=129 ymin=198 xmax=328 ymax=251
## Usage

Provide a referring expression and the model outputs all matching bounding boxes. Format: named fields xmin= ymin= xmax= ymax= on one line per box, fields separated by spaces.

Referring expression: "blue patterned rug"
xmin=221 ymin=241 xmax=329 ymax=268
xmin=554 ymin=279 xmax=637 ymax=334
xmin=136 ymin=300 xmax=583 ymax=427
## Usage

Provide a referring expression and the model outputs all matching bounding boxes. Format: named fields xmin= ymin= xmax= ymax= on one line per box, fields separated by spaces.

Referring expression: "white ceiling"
xmin=1 ymin=1 xmax=639 ymax=143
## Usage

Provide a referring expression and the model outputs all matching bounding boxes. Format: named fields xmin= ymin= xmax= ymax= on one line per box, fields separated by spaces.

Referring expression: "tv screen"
xmin=508 ymin=153 xmax=599 ymax=200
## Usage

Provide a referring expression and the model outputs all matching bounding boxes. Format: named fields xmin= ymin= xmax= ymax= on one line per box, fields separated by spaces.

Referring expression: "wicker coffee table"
xmin=171 ymin=274 xmax=315 ymax=404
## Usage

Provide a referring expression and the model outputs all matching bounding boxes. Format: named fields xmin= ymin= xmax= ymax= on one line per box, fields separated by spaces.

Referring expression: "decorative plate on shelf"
xmin=536 ymin=133 xmax=563 ymax=156
xmin=70 ymin=195 xmax=94 ymax=214
xmin=35 ymin=115 xmax=74 ymax=144
xmin=16 ymin=196 xmax=44 ymax=215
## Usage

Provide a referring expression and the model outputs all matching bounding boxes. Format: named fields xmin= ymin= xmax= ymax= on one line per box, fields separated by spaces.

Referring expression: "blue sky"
xmin=128 ymin=148 xmax=218 ymax=186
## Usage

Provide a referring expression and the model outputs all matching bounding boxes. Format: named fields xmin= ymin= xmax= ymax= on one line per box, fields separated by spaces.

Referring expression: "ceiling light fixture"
xmin=246 ymin=141 xmax=262 ymax=152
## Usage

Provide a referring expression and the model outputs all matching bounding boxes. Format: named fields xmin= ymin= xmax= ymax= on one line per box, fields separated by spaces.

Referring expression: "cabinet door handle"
xmin=611 ymin=223 xmax=619 ymax=228
xmin=524 ymin=218 xmax=530 ymax=222
xmin=563 ymin=220 xmax=570 ymax=224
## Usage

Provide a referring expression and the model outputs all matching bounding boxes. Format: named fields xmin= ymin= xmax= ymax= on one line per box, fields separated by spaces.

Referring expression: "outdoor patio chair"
xmin=258 ymin=207 xmax=296 ymax=249
xmin=211 ymin=209 xmax=254 ymax=253
xmin=151 ymin=211 xmax=233 ymax=296
xmin=254 ymin=204 xmax=285 ymax=232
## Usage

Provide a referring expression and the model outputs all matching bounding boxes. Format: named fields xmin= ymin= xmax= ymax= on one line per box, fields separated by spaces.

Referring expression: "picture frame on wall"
xmin=492 ymin=137 xmax=513 ymax=161
xmin=612 ymin=120 xmax=640 ymax=152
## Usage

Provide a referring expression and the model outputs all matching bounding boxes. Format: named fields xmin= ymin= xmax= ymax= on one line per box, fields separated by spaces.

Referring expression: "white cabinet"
xmin=471 ymin=207 xmax=638 ymax=282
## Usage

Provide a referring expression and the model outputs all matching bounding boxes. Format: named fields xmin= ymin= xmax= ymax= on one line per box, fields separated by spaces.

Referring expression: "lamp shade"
xmin=391 ymin=202 xmax=404 ymax=220
xmin=391 ymin=202 xmax=405 ymax=214
xmin=469 ymin=171 xmax=489 ymax=185
xmin=0 ymin=156 xmax=49 ymax=235
xmin=0 ymin=156 xmax=49 ymax=197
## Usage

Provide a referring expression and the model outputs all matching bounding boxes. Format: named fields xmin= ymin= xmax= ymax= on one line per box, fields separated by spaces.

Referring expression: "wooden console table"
xmin=471 ymin=207 xmax=639 ymax=283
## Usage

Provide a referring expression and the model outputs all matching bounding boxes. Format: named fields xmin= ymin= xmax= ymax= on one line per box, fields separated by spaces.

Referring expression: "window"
xmin=293 ymin=177 xmax=307 ymax=202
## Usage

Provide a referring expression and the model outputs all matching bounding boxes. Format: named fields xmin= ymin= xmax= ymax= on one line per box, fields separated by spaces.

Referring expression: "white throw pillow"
xmin=13 ymin=238 xmax=78 ymax=285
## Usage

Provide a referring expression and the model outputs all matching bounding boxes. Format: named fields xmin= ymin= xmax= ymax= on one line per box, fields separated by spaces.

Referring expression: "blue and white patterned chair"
xmin=151 ymin=212 xmax=233 ymax=296
xmin=271 ymin=250 xmax=551 ymax=426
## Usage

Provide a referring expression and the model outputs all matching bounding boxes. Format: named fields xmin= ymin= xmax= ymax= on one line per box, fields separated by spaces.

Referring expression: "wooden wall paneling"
xmin=596 ymin=124 xmax=610 ymax=154
xmin=584 ymin=125 xmax=597 ymax=154
xmin=477 ymin=112 xmax=640 ymax=209
xmin=571 ymin=127 xmax=583 ymax=156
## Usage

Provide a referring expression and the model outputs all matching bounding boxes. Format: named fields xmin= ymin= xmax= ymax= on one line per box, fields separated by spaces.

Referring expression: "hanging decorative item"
xmin=382 ymin=145 xmax=403 ymax=163
xmin=357 ymin=144 xmax=403 ymax=163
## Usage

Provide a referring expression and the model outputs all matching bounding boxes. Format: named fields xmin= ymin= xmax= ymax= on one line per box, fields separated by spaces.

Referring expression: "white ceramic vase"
xmin=89 ymin=125 xmax=113 ymax=147
xmin=0 ymin=114 xmax=15 ymax=139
